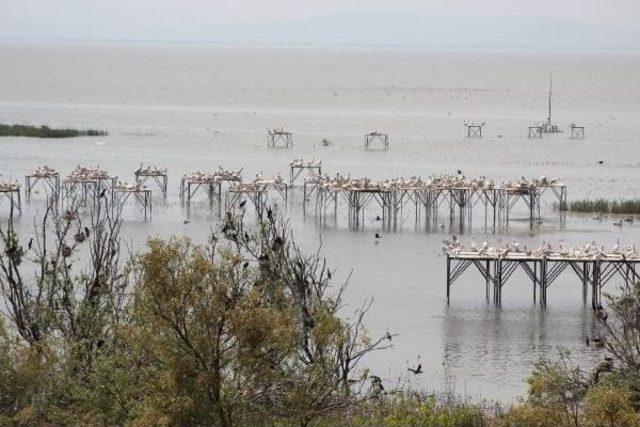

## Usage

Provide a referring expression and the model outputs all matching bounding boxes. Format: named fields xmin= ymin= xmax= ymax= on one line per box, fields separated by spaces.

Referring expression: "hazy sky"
xmin=3 ymin=0 xmax=639 ymax=41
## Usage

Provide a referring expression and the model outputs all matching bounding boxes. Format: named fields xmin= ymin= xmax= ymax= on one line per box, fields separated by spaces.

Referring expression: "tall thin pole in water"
xmin=548 ymin=74 xmax=553 ymax=124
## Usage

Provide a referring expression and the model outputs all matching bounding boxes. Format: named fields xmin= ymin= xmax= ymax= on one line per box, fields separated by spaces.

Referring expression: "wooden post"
xmin=540 ymin=258 xmax=547 ymax=308
xmin=486 ymin=260 xmax=491 ymax=302
xmin=582 ymin=262 xmax=588 ymax=305
xmin=533 ymin=261 xmax=538 ymax=304
xmin=446 ymin=254 xmax=451 ymax=303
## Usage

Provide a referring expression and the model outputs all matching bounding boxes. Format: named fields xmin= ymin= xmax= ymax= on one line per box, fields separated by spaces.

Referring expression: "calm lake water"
xmin=1 ymin=42 xmax=640 ymax=401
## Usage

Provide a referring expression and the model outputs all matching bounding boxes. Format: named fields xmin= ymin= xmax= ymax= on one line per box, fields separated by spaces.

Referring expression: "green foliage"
xmin=563 ymin=198 xmax=640 ymax=214
xmin=526 ymin=352 xmax=588 ymax=425
xmin=584 ymin=385 xmax=639 ymax=427
xmin=330 ymin=393 xmax=486 ymax=427
xmin=5 ymin=205 xmax=640 ymax=425
xmin=0 ymin=209 xmax=392 ymax=425
xmin=0 ymin=123 xmax=107 ymax=138
xmin=497 ymin=403 xmax=574 ymax=427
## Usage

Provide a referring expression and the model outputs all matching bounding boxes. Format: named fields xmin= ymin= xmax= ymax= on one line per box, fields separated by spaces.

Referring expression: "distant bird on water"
xmin=183 ymin=219 xmax=190 ymax=225
xmin=375 ymin=233 xmax=381 ymax=239
xmin=597 ymin=160 xmax=604 ymax=165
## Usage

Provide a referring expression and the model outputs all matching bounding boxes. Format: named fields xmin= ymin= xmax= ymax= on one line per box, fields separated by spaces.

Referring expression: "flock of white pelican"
xmin=229 ymin=172 xmax=286 ymax=193
xmin=27 ymin=164 xmax=59 ymax=178
xmin=65 ymin=165 xmax=112 ymax=182
xmin=134 ymin=164 xmax=167 ymax=177
xmin=305 ymin=173 xmax=564 ymax=193
xmin=444 ymin=238 xmax=640 ymax=260
xmin=503 ymin=176 xmax=564 ymax=192
xmin=181 ymin=168 xmax=243 ymax=185
xmin=0 ymin=180 xmax=20 ymax=192
xmin=114 ymin=181 xmax=147 ymax=192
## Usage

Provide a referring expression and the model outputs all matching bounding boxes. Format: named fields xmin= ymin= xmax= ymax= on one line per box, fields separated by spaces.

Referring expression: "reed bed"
xmin=561 ymin=198 xmax=640 ymax=214
xmin=0 ymin=123 xmax=107 ymax=138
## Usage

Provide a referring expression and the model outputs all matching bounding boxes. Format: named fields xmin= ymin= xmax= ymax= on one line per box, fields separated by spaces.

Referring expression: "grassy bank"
xmin=0 ymin=123 xmax=107 ymax=138
xmin=561 ymin=198 xmax=640 ymax=214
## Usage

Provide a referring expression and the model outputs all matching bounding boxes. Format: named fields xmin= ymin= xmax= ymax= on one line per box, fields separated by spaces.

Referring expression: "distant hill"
xmin=207 ymin=11 xmax=639 ymax=49
xmin=3 ymin=10 xmax=639 ymax=49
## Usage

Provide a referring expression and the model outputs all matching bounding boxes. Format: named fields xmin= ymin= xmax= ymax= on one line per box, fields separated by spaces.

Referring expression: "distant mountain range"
xmin=4 ymin=10 xmax=640 ymax=49
xmin=203 ymin=11 xmax=640 ymax=49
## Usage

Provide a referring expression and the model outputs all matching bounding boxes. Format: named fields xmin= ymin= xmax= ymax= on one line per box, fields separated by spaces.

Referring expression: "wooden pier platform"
xmin=445 ymin=244 xmax=640 ymax=309
xmin=308 ymin=174 xmax=566 ymax=229
xmin=0 ymin=181 xmax=21 ymax=215
xmin=25 ymin=165 xmax=60 ymax=200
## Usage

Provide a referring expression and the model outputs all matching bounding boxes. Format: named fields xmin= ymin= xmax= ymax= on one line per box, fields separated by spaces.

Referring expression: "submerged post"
xmin=570 ymin=124 xmax=585 ymax=139
xmin=268 ymin=128 xmax=293 ymax=148
xmin=364 ymin=132 xmax=389 ymax=150
xmin=446 ymin=254 xmax=451 ymax=303
xmin=465 ymin=122 xmax=484 ymax=138
xmin=528 ymin=125 xmax=543 ymax=139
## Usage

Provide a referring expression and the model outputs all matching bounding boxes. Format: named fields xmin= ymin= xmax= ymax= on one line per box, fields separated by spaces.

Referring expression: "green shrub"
xmin=0 ymin=123 xmax=107 ymax=138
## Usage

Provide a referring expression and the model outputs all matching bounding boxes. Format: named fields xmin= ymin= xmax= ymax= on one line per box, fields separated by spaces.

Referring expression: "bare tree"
xmin=0 ymin=194 xmax=131 ymax=362
xmin=220 ymin=207 xmax=394 ymax=424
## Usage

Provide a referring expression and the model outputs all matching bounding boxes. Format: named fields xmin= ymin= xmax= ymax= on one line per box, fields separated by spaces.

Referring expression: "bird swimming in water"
xmin=375 ymin=233 xmax=381 ymax=239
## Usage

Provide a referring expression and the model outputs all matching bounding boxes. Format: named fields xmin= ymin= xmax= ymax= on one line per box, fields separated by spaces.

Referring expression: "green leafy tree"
xmin=584 ymin=385 xmax=639 ymax=427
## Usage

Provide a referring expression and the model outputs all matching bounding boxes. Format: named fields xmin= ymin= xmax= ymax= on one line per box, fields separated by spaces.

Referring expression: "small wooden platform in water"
xmin=445 ymin=247 xmax=640 ymax=309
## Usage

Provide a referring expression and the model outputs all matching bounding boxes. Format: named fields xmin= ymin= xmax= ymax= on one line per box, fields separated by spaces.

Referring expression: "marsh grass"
xmin=0 ymin=123 xmax=107 ymax=138
xmin=560 ymin=198 xmax=640 ymax=214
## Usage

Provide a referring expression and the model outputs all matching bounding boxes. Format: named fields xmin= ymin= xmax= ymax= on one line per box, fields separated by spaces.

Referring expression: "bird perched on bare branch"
xmin=408 ymin=364 xmax=423 ymax=375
